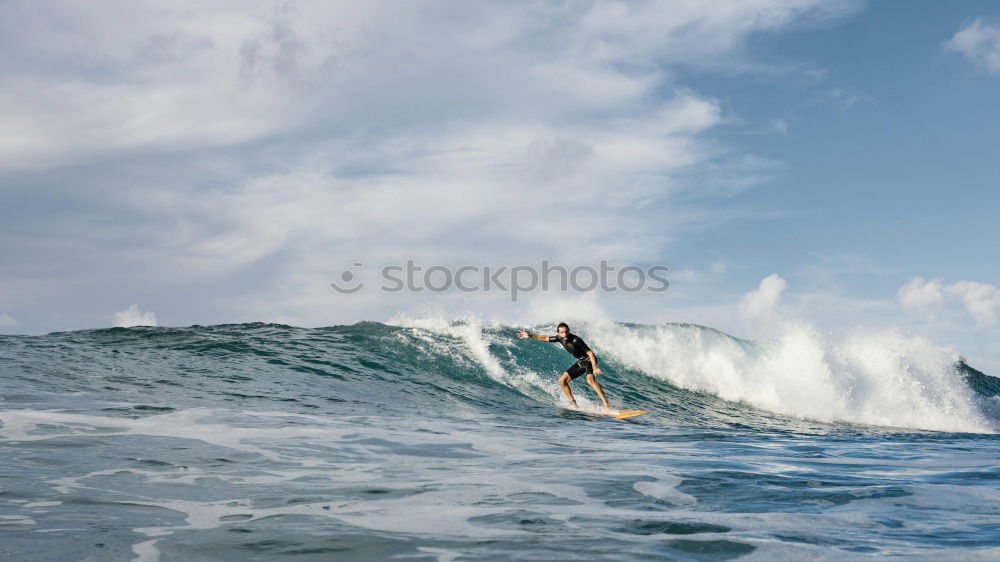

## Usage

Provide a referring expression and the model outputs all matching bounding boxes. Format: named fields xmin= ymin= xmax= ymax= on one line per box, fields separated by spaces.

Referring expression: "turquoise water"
xmin=1 ymin=320 xmax=999 ymax=560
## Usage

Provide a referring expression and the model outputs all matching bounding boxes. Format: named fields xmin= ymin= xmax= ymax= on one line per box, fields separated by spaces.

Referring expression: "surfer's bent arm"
xmin=587 ymin=350 xmax=603 ymax=375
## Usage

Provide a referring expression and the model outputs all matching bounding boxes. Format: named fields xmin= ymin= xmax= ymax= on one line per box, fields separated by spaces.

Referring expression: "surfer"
xmin=517 ymin=323 xmax=612 ymax=410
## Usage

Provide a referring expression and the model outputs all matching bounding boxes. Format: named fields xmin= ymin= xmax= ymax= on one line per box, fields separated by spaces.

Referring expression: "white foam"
xmin=633 ymin=475 xmax=697 ymax=506
xmin=0 ymin=515 xmax=35 ymax=525
xmin=131 ymin=539 xmax=161 ymax=562
xmin=416 ymin=546 xmax=464 ymax=562
xmin=0 ymin=408 xmax=360 ymax=458
xmin=583 ymin=320 xmax=996 ymax=433
xmin=24 ymin=501 xmax=61 ymax=508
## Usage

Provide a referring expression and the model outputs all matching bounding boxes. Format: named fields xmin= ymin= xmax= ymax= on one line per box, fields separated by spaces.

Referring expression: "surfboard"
xmin=567 ymin=407 xmax=648 ymax=420
xmin=608 ymin=409 xmax=649 ymax=420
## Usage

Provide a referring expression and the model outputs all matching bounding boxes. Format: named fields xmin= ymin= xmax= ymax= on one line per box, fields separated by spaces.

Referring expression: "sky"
xmin=1 ymin=1 xmax=999 ymax=372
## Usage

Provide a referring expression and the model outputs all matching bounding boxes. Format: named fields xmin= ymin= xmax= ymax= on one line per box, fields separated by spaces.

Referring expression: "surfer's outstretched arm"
xmin=517 ymin=329 xmax=553 ymax=341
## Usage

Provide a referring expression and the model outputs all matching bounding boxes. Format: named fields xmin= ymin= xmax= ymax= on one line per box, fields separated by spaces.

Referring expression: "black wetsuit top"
xmin=547 ymin=333 xmax=592 ymax=361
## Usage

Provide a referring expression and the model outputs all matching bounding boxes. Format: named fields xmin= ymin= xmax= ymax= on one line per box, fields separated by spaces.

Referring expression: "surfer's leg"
xmin=585 ymin=373 xmax=611 ymax=410
xmin=558 ymin=372 xmax=577 ymax=407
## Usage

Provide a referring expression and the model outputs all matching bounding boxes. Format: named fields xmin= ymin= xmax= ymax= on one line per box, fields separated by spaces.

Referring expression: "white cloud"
xmin=741 ymin=273 xmax=787 ymax=322
xmin=0 ymin=1 xmax=860 ymax=330
xmin=0 ymin=1 xmax=856 ymax=171
xmin=0 ymin=313 xmax=17 ymax=328
xmin=113 ymin=304 xmax=158 ymax=328
xmin=945 ymin=18 xmax=1000 ymax=73
xmin=670 ymin=260 xmax=729 ymax=285
xmin=898 ymin=277 xmax=945 ymax=314
xmin=135 ymin=103 xmax=721 ymax=270
xmin=946 ymin=281 xmax=1000 ymax=327
xmin=898 ymin=278 xmax=1000 ymax=327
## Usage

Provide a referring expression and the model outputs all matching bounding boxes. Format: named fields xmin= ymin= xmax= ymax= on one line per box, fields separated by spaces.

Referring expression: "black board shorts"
xmin=565 ymin=359 xmax=593 ymax=380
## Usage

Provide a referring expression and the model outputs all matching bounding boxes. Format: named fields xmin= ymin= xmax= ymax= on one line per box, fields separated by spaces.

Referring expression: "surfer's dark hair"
xmin=557 ymin=322 xmax=569 ymax=331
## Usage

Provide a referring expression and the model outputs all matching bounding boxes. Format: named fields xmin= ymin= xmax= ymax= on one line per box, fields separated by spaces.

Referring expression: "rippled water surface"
xmin=2 ymin=321 xmax=999 ymax=560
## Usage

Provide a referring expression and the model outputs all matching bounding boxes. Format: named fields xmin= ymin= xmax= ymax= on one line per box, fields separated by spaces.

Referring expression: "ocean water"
xmin=1 ymin=318 xmax=999 ymax=561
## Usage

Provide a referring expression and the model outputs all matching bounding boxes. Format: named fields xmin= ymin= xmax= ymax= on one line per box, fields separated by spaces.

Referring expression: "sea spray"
xmin=579 ymin=320 xmax=995 ymax=433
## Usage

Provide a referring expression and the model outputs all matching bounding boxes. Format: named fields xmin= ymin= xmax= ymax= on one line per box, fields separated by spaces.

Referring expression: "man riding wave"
xmin=517 ymin=322 xmax=611 ymax=410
